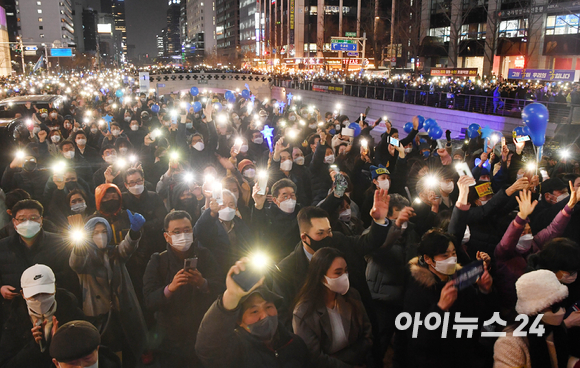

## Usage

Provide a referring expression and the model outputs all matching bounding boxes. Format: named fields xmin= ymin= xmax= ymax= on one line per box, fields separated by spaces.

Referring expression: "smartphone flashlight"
xmin=257 ymin=170 xmax=268 ymax=195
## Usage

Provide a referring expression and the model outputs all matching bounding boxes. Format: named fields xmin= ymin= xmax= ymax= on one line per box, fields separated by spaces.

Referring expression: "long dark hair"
xmin=292 ymin=247 xmax=359 ymax=318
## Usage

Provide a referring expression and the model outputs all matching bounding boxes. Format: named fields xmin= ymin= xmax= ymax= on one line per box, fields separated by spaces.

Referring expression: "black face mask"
xmin=65 ymin=181 xmax=78 ymax=191
xmin=100 ymin=199 xmax=120 ymax=214
xmin=247 ymin=314 xmax=278 ymax=341
xmin=305 ymin=234 xmax=333 ymax=252
xmin=23 ymin=161 xmax=37 ymax=172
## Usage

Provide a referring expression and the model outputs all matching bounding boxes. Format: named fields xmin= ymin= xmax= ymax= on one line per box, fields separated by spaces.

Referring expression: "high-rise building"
xmin=97 ymin=12 xmax=120 ymax=65
xmin=166 ymin=0 xmax=181 ymax=55
xmin=109 ymin=0 xmax=126 ymax=61
xmin=215 ymin=0 xmax=239 ymax=60
xmin=82 ymin=8 xmax=98 ymax=52
xmin=16 ymin=0 xmax=75 ymax=46
xmin=156 ymin=30 xmax=165 ymax=56
xmin=238 ymin=0 xmax=257 ymax=59
xmin=186 ymin=0 xmax=216 ymax=56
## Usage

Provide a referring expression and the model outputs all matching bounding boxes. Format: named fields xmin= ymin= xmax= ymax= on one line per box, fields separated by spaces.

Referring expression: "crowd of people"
xmin=0 ymin=70 xmax=580 ymax=368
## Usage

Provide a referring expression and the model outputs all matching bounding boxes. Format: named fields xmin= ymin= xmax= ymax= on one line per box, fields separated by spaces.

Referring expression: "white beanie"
xmin=515 ymin=270 xmax=569 ymax=316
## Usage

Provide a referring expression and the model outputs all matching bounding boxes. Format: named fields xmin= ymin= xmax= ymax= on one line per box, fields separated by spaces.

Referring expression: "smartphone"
xmin=455 ymin=162 xmax=476 ymax=185
xmin=572 ymin=302 xmax=580 ymax=312
xmin=232 ymin=267 xmax=264 ymax=292
xmin=364 ymin=106 xmax=370 ymax=116
xmin=389 ymin=136 xmax=400 ymax=147
xmin=515 ymin=136 xmax=530 ymax=143
xmin=184 ymin=257 xmax=198 ymax=271
xmin=436 ymin=139 xmax=446 ymax=149
xmin=501 ymin=136 xmax=506 ymax=147
xmin=212 ymin=183 xmax=223 ymax=205
xmin=257 ymin=173 xmax=268 ymax=195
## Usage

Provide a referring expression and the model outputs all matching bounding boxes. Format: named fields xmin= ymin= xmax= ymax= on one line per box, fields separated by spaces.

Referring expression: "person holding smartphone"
xmin=143 ymin=210 xmax=222 ymax=368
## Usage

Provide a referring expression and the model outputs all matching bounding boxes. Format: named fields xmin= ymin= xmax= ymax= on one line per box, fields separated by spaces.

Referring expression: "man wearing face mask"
xmin=124 ymin=119 xmax=147 ymax=151
xmin=58 ymin=141 xmax=95 ymax=190
xmin=251 ymin=179 xmax=302 ymax=261
xmin=195 ymin=258 xmax=310 ymax=368
xmin=1 ymin=152 xmax=49 ymax=201
xmin=0 ymin=200 xmax=80 ymax=310
xmin=0 ymin=264 xmax=85 ymax=367
xmin=494 ymin=188 xmax=576 ymax=313
xmin=194 ymin=191 xmax=253 ymax=276
xmin=272 ymin=189 xmax=391 ymax=329
xmin=246 ymin=130 xmax=269 ymax=167
xmin=93 ymin=146 xmax=123 ymax=188
xmin=144 ymin=210 xmax=222 ymax=368
xmin=268 ymin=138 xmax=311 ymax=207
xmin=309 ymin=130 xmax=338 ymax=205
xmin=122 ymin=168 xmax=168 ymax=256
xmin=71 ymin=131 xmax=99 ymax=166
xmin=530 ymin=178 xmax=572 ymax=232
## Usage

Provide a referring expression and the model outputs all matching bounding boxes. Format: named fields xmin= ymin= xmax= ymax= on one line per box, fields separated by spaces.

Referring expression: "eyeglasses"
xmin=166 ymin=228 xmax=193 ymax=236
xmin=126 ymin=179 xmax=144 ymax=187
xmin=14 ymin=216 xmax=41 ymax=223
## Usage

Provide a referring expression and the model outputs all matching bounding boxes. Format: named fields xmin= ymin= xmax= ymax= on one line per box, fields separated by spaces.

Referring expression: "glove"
xmin=127 ymin=210 xmax=146 ymax=232
xmin=445 ymin=130 xmax=451 ymax=142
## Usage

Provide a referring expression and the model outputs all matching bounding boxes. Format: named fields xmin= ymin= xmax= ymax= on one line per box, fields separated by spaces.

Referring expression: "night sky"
xmin=126 ymin=0 xmax=168 ymax=60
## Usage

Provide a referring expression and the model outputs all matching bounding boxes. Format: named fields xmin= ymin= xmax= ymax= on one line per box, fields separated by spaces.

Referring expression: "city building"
xmin=156 ymin=30 xmax=165 ymax=56
xmin=16 ymin=0 xmax=75 ymax=46
xmin=215 ymin=0 xmax=239 ymax=60
xmin=0 ymin=6 xmax=11 ymax=76
xmin=82 ymin=8 xmax=98 ymax=52
xmin=97 ymin=12 xmax=121 ymax=66
xmin=186 ymin=0 xmax=216 ymax=56
xmin=99 ymin=0 xmax=127 ymax=62
xmin=238 ymin=0 xmax=258 ymax=59
xmin=166 ymin=0 xmax=181 ymax=55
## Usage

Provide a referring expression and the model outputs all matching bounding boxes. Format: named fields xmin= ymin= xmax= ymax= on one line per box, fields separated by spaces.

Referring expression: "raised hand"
xmin=222 ymin=257 xmax=265 ymax=311
xmin=252 ymin=183 xmax=268 ymax=210
xmin=568 ymin=180 xmax=579 ymax=208
xmin=515 ymin=189 xmax=538 ymax=220
xmin=370 ymin=189 xmax=390 ymax=224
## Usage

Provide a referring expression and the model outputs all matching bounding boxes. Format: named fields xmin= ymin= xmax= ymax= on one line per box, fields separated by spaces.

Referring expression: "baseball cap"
xmin=239 ymin=285 xmax=283 ymax=308
xmin=21 ymin=264 xmax=56 ymax=298
xmin=50 ymin=320 xmax=100 ymax=363
xmin=541 ymin=178 xmax=567 ymax=195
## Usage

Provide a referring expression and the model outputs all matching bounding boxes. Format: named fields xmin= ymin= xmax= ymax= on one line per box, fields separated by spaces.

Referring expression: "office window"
xmin=39 ymin=26 xmax=43 ymax=29
xmin=36 ymin=1 xmax=41 ymax=4
xmin=498 ymin=18 xmax=527 ymax=37
xmin=37 ymin=9 xmax=42 ymax=13
xmin=40 ymin=33 xmax=44 ymax=38
xmin=545 ymin=14 xmax=580 ymax=35
xmin=38 ymin=17 xmax=43 ymax=22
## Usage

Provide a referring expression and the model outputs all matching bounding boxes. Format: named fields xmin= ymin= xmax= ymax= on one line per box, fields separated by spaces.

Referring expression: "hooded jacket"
xmin=69 ymin=217 xmax=147 ymax=360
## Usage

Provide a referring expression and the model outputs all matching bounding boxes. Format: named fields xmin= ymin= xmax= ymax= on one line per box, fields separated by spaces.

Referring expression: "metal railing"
xmin=273 ymin=78 xmax=580 ymax=124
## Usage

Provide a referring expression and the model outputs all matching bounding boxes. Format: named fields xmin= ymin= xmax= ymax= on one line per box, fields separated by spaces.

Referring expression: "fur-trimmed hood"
xmin=408 ymin=256 xmax=462 ymax=288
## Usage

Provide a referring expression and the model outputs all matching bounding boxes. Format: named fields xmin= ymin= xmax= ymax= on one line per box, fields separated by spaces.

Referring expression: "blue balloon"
xmin=428 ymin=125 xmax=443 ymax=139
xmin=185 ymin=103 xmax=191 ymax=111
xmin=214 ymin=102 xmax=223 ymax=112
xmin=190 ymin=86 xmax=199 ymax=96
xmin=115 ymin=89 xmax=123 ymax=98
xmin=348 ymin=122 xmax=362 ymax=137
xmin=224 ymin=91 xmax=234 ymax=100
xmin=193 ymin=101 xmax=202 ymax=113
xmin=241 ymin=89 xmax=250 ymax=99
xmin=514 ymin=126 xmax=526 ymax=136
xmin=416 ymin=115 xmax=425 ymax=129
xmin=227 ymin=96 xmax=236 ymax=104
xmin=467 ymin=128 xmax=479 ymax=139
xmin=522 ymin=103 xmax=549 ymax=147
xmin=151 ymin=104 xmax=160 ymax=113
xmin=424 ymin=118 xmax=436 ymax=132
xmin=523 ymin=126 xmax=531 ymax=136
xmin=404 ymin=122 xmax=413 ymax=133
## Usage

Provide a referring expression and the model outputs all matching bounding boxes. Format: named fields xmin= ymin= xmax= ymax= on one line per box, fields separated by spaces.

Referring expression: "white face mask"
xmin=240 ymin=145 xmax=249 ymax=153
xmin=111 ymin=129 xmax=121 ymax=136
xmin=377 ymin=178 xmax=390 ymax=191
xmin=51 ymin=135 xmax=61 ymax=143
xmin=324 ymin=154 xmax=335 ymax=164
xmin=324 ymin=273 xmax=349 ymax=295
xmin=559 ymin=272 xmax=578 ymax=284
xmin=516 ymin=233 xmax=534 ymax=252
xmin=516 ymin=173 xmax=524 ymax=180
xmin=432 ymin=256 xmax=457 ymax=275
xmin=279 ymin=198 xmax=297 ymax=214
xmin=93 ymin=233 xmax=108 ymax=249
xmin=479 ymin=199 xmax=489 ymax=206
xmin=71 ymin=202 xmax=87 ymax=213
xmin=289 ymin=115 xmax=296 ymax=122
xmin=541 ymin=307 xmax=565 ymax=326
xmin=193 ymin=142 xmax=205 ymax=151
xmin=26 ymin=293 xmax=55 ymax=315
xmin=63 ymin=151 xmax=75 ymax=159
xmin=338 ymin=208 xmax=351 ymax=222
xmin=76 ymin=139 xmax=87 ymax=146
xmin=243 ymin=168 xmax=256 ymax=178
xmin=170 ymin=233 xmax=194 ymax=252
xmin=404 ymin=147 xmax=412 ymax=154
xmin=104 ymin=154 xmax=117 ymax=164
xmin=440 ymin=181 xmax=454 ymax=193
xmin=91 ymin=128 xmax=98 ymax=134
xmin=119 ymin=147 xmax=128 ymax=155
xmin=16 ymin=221 xmax=41 ymax=239
xmin=130 ymin=125 xmax=139 ymax=131
xmin=253 ymin=137 xmax=264 ymax=145
xmin=294 ymin=156 xmax=305 ymax=165
xmin=128 ymin=184 xmax=144 ymax=196
xmin=280 ymin=159 xmax=293 ymax=171
xmin=218 ymin=207 xmax=236 ymax=222
xmin=556 ymin=193 xmax=569 ymax=203
xmin=309 ymin=123 xmax=317 ymax=129
xmin=462 ymin=225 xmax=471 ymax=245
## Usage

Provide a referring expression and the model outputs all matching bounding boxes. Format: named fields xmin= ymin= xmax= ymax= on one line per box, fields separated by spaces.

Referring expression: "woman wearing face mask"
xmin=324 ymin=195 xmax=365 ymax=236
xmin=194 ymin=191 xmax=253 ymax=275
xmin=222 ymin=176 xmax=251 ymax=221
xmin=292 ymin=247 xmax=372 ymax=368
xmin=495 ymin=188 xmax=576 ymax=314
xmin=494 ymin=270 xmax=575 ymax=368
xmin=403 ymin=228 xmax=493 ymax=368
xmin=69 ymin=216 xmax=147 ymax=363
xmin=87 ymin=122 xmax=103 ymax=150
xmin=62 ymin=118 xmax=74 ymax=140
xmin=360 ymin=165 xmax=393 ymax=228
xmin=47 ymin=130 xmax=62 ymax=157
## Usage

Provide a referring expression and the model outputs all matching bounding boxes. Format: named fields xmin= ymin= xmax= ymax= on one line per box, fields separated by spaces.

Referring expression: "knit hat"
xmin=370 ymin=164 xmax=390 ymax=180
xmin=50 ymin=321 xmax=100 ymax=363
xmin=238 ymin=159 xmax=255 ymax=173
xmin=515 ymin=270 xmax=569 ymax=316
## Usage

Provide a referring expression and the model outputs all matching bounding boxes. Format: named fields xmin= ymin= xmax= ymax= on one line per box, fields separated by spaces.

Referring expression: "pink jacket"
xmin=494 ymin=205 xmax=573 ymax=311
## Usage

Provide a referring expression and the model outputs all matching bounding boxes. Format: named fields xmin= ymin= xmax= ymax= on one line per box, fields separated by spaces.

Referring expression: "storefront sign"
xmin=430 ymin=68 xmax=478 ymax=77
xmin=508 ymin=68 xmax=575 ymax=81
xmin=312 ymin=84 xmax=344 ymax=94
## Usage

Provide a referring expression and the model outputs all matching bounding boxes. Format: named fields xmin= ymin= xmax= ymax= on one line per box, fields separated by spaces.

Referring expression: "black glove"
xmin=446 ymin=130 xmax=451 ymax=142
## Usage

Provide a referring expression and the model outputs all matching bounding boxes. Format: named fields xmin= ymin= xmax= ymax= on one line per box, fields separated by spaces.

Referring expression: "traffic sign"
xmin=347 ymin=52 xmax=359 ymax=57
xmin=24 ymin=46 xmax=38 ymax=51
xmin=345 ymin=32 xmax=356 ymax=37
xmin=331 ymin=43 xmax=357 ymax=51
xmin=332 ymin=39 xmax=357 ymax=44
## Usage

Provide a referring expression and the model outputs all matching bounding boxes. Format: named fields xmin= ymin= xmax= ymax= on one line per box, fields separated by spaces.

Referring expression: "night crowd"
xmin=0 ymin=71 xmax=579 ymax=368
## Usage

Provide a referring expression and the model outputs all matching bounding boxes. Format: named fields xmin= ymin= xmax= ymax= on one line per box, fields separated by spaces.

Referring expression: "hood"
xmin=84 ymin=217 xmax=113 ymax=248
xmin=114 ymin=137 xmax=133 ymax=151
xmin=169 ymin=182 xmax=196 ymax=211
xmin=95 ymin=183 xmax=123 ymax=216
xmin=408 ymin=256 xmax=462 ymax=288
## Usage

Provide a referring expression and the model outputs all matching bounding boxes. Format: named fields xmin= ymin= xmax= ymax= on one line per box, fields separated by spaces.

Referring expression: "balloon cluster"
xmin=513 ymin=126 xmax=530 ymax=137
xmin=467 ymin=123 xmax=481 ymax=139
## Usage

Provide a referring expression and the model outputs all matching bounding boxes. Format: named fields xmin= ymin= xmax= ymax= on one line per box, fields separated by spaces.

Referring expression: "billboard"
xmin=98 ymin=24 xmax=112 ymax=34
xmin=0 ymin=6 xmax=10 ymax=76
xmin=50 ymin=48 xmax=73 ymax=57
xmin=430 ymin=68 xmax=478 ymax=77
xmin=508 ymin=68 xmax=575 ymax=82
